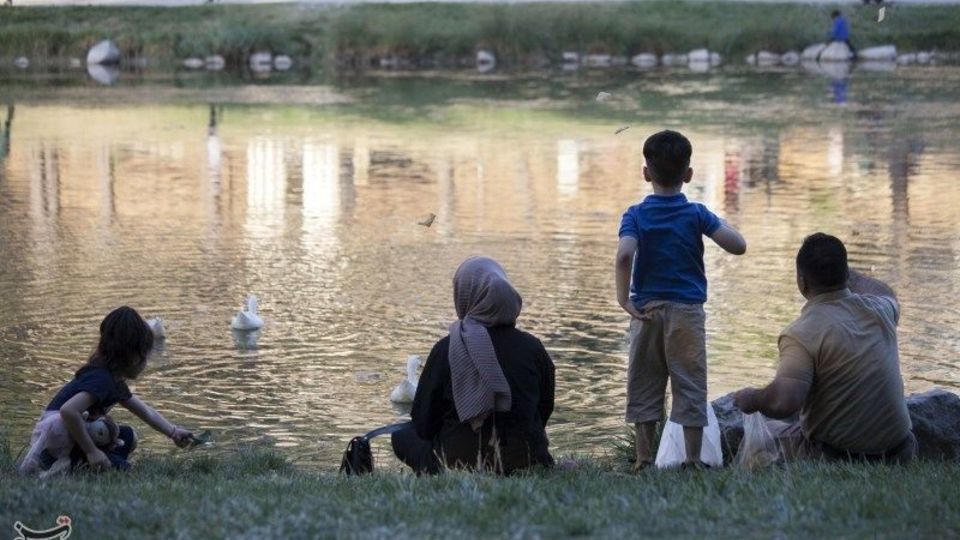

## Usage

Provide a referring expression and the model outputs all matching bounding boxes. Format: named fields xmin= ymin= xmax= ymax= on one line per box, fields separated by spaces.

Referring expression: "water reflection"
xmin=2 ymin=70 xmax=960 ymax=466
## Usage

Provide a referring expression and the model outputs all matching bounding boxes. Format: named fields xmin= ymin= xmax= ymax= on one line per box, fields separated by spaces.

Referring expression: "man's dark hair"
xmin=796 ymin=233 xmax=849 ymax=289
xmin=642 ymin=130 xmax=692 ymax=187
xmin=831 ymin=9 xmax=841 ymax=18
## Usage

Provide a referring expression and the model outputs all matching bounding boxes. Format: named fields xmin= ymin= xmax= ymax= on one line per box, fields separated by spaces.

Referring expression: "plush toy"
xmin=19 ymin=412 xmax=123 ymax=476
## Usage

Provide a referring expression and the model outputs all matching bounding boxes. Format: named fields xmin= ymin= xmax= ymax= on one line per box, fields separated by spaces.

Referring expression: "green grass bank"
xmin=2 ymin=442 xmax=960 ymax=538
xmin=2 ymin=2 xmax=960 ymax=68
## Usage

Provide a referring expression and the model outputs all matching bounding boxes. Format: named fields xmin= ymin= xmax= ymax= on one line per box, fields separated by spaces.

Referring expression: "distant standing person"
xmin=615 ymin=130 xmax=746 ymax=471
xmin=829 ymin=10 xmax=857 ymax=59
xmin=733 ymin=233 xmax=916 ymax=464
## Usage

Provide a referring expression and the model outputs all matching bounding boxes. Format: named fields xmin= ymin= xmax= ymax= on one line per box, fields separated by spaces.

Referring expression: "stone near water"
xmin=819 ymin=42 xmax=855 ymax=62
xmin=906 ymin=389 xmax=960 ymax=461
xmin=584 ymin=54 xmax=612 ymax=68
xmin=713 ymin=389 xmax=960 ymax=463
xmin=476 ymin=49 xmax=495 ymax=70
xmin=13 ymin=56 xmax=28 ymax=69
xmin=273 ymin=55 xmax=293 ymax=71
xmin=661 ymin=53 xmax=688 ymax=67
xmin=897 ymin=53 xmax=917 ymax=65
xmin=182 ymin=57 xmax=204 ymax=69
xmin=561 ymin=51 xmax=579 ymax=65
xmin=205 ymin=55 xmax=225 ymax=70
xmin=249 ymin=51 xmax=272 ymax=73
xmin=630 ymin=53 xmax=657 ymax=68
xmin=688 ymin=48 xmax=721 ymax=66
xmin=859 ymin=45 xmax=897 ymax=61
xmin=781 ymin=51 xmax=800 ymax=66
xmin=859 ymin=60 xmax=896 ymax=73
xmin=86 ymin=39 xmax=121 ymax=65
xmin=801 ymin=43 xmax=827 ymax=61
xmin=746 ymin=51 xmax=780 ymax=66
xmin=86 ymin=64 xmax=119 ymax=86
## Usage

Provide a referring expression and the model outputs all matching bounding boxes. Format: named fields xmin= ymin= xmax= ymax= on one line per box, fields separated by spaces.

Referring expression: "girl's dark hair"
xmin=79 ymin=306 xmax=153 ymax=380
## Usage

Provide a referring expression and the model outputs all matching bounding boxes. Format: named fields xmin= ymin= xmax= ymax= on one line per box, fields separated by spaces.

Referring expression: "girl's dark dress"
xmin=392 ymin=325 xmax=555 ymax=474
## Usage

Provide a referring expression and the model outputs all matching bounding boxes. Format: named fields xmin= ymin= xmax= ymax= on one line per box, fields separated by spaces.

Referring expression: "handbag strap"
xmin=362 ymin=421 xmax=412 ymax=441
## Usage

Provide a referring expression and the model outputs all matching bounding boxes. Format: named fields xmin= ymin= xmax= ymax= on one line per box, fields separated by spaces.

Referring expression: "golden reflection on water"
xmin=1 ymin=91 xmax=959 ymax=465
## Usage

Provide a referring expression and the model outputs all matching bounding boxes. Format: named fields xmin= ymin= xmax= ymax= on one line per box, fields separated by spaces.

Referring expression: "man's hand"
xmin=733 ymin=387 xmax=761 ymax=414
xmin=85 ymin=448 xmax=112 ymax=471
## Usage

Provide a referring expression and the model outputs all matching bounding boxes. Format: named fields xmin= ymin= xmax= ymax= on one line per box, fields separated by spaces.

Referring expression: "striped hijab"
xmin=448 ymin=257 xmax=520 ymax=431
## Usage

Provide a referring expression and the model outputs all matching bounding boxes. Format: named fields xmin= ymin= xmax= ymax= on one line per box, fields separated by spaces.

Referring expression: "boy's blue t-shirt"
xmin=46 ymin=366 xmax=132 ymax=414
xmin=619 ymin=193 xmax=721 ymax=308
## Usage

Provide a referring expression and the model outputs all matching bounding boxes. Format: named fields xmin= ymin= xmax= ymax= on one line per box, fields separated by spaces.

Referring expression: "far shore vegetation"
xmin=2 ymin=434 xmax=959 ymax=538
xmin=2 ymin=2 xmax=960 ymax=69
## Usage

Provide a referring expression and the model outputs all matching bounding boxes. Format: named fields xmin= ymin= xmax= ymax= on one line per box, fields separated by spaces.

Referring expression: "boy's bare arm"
xmin=615 ymin=237 xmax=643 ymax=319
xmin=708 ymin=223 xmax=747 ymax=255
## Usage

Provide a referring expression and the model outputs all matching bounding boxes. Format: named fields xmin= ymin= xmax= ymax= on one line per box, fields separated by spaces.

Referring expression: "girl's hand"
xmin=85 ymin=448 xmax=112 ymax=471
xmin=169 ymin=426 xmax=194 ymax=448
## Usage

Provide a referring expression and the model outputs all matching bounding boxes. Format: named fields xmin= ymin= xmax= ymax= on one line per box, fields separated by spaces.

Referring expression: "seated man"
xmin=734 ymin=233 xmax=915 ymax=464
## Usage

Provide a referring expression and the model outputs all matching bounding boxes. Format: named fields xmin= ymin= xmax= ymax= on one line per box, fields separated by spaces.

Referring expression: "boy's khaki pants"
xmin=625 ymin=301 xmax=708 ymax=427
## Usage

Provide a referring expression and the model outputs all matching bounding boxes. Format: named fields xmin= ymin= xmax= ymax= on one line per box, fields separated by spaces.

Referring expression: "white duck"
xmin=389 ymin=355 xmax=421 ymax=404
xmin=146 ymin=317 xmax=166 ymax=339
xmin=230 ymin=295 xmax=264 ymax=331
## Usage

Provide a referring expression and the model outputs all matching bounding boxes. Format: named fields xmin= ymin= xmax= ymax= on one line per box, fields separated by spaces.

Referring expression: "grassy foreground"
xmin=2 ymin=443 xmax=959 ymax=539
xmin=2 ymin=2 xmax=960 ymax=68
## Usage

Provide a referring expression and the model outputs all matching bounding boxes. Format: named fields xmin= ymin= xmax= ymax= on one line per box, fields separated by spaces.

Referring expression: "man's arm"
xmin=734 ymin=336 xmax=813 ymax=419
xmin=615 ymin=236 xmax=643 ymax=319
xmin=848 ymin=269 xmax=897 ymax=300
xmin=708 ymin=223 xmax=747 ymax=255
xmin=733 ymin=376 xmax=811 ymax=419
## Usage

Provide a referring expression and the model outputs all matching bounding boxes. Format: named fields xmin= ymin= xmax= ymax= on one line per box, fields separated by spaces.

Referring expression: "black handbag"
xmin=339 ymin=422 xmax=410 ymax=476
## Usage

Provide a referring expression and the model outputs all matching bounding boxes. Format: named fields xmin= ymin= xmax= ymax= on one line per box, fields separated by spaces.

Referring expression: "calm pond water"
xmin=1 ymin=66 xmax=959 ymax=467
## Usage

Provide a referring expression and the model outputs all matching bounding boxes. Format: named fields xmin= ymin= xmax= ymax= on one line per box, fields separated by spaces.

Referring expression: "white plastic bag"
xmin=654 ymin=404 xmax=723 ymax=468
xmin=736 ymin=412 xmax=780 ymax=469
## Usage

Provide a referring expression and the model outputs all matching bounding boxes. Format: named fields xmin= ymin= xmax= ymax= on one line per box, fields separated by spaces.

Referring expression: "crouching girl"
xmin=19 ymin=306 xmax=192 ymax=474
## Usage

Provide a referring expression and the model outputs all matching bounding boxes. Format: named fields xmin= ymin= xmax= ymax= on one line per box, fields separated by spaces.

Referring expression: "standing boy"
xmin=615 ymin=130 xmax=746 ymax=470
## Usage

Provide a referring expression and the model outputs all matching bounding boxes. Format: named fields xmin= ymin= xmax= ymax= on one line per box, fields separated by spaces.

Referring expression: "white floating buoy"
xmin=389 ymin=355 xmax=421 ymax=403
xmin=231 ymin=295 xmax=264 ymax=331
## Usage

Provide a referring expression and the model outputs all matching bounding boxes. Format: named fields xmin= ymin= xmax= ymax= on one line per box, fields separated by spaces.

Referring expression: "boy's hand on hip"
xmin=623 ymin=303 xmax=648 ymax=321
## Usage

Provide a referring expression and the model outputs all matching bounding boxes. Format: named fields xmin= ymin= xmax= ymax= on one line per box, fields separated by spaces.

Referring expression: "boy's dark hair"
xmin=796 ymin=233 xmax=849 ymax=289
xmin=80 ymin=306 xmax=153 ymax=380
xmin=831 ymin=9 xmax=841 ymax=18
xmin=643 ymin=130 xmax=692 ymax=187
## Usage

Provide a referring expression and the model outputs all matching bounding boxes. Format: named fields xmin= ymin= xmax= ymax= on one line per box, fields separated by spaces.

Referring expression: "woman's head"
xmin=84 ymin=306 xmax=154 ymax=380
xmin=453 ymin=257 xmax=522 ymax=326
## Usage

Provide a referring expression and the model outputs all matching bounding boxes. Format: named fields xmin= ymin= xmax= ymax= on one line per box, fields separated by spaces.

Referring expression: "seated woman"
xmin=392 ymin=256 xmax=556 ymax=475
